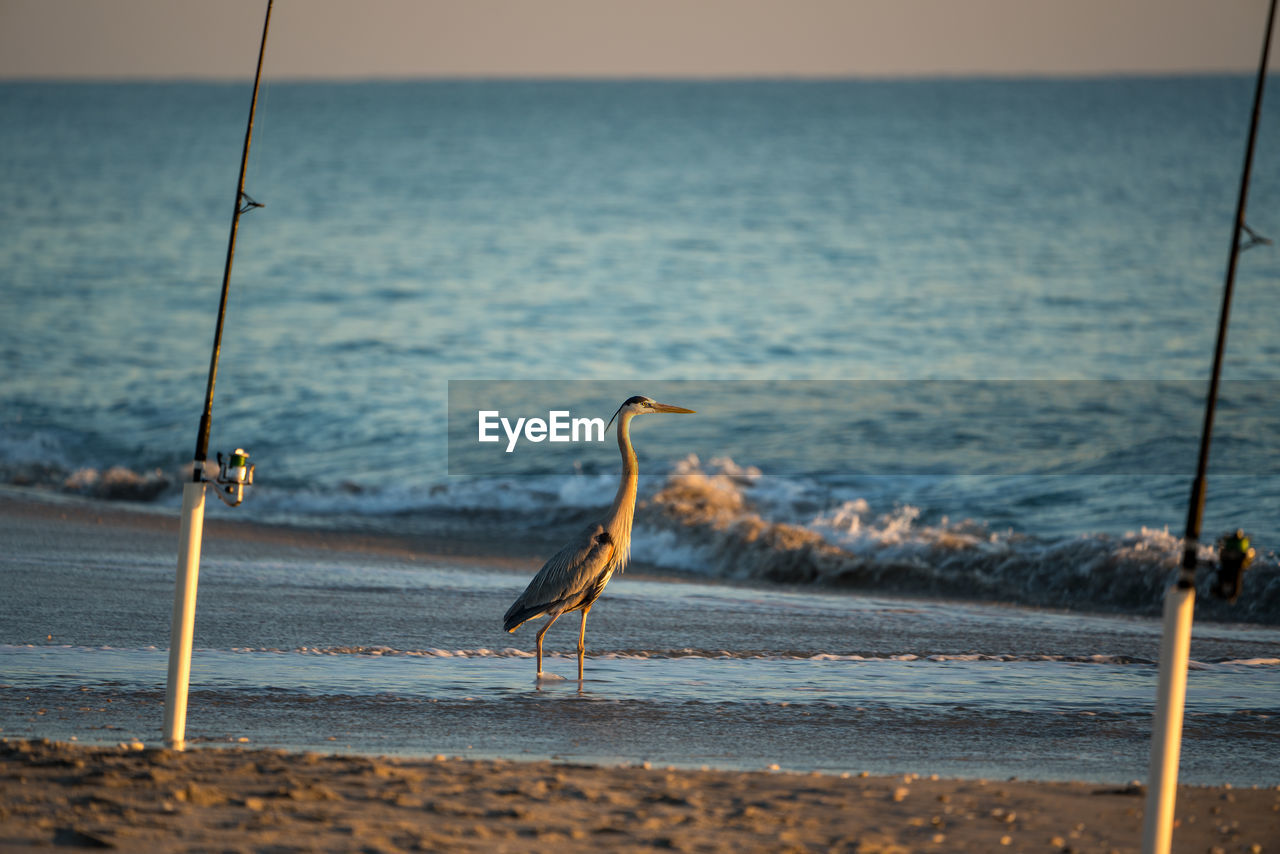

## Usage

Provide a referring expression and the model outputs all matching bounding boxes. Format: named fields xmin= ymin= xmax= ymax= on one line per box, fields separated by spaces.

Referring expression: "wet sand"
xmin=0 ymin=487 xmax=691 ymax=582
xmin=0 ymin=489 xmax=545 ymax=570
xmin=3 ymin=739 xmax=1277 ymax=853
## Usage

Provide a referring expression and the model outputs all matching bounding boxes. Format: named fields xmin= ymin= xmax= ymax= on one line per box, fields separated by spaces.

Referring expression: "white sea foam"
xmin=208 ymin=645 xmax=1278 ymax=667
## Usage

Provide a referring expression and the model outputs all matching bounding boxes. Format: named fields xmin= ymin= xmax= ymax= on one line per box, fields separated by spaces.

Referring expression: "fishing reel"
xmin=1212 ymin=529 xmax=1255 ymax=604
xmin=210 ymin=448 xmax=255 ymax=507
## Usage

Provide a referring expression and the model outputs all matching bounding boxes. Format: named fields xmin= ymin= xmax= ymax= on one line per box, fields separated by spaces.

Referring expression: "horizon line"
xmin=2 ymin=68 xmax=1273 ymax=85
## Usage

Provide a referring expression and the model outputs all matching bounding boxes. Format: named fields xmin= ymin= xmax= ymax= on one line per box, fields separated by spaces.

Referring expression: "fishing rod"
xmin=193 ymin=0 xmax=273 ymax=490
xmin=165 ymin=0 xmax=274 ymax=751
xmin=1179 ymin=0 xmax=1274 ymax=580
xmin=1142 ymin=1 xmax=1275 ymax=851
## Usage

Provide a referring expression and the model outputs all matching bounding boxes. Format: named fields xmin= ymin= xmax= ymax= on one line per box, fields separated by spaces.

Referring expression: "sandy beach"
xmin=3 ymin=738 xmax=1276 ymax=853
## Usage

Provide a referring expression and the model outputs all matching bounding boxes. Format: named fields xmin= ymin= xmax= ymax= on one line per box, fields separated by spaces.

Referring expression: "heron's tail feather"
xmin=503 ymin=603 xmax=546 ymax=633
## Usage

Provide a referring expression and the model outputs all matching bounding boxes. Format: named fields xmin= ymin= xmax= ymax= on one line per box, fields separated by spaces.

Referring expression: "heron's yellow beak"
xmin=651 ymin=402 xmax=696 ymax=414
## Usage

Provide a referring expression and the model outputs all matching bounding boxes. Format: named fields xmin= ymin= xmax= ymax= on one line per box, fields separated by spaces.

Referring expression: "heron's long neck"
xmin=605 ymin=413 xmax=640 ymax=560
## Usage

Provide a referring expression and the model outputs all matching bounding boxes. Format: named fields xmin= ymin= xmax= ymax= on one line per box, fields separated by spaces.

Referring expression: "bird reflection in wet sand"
xmin=503 ymin=396 xmax=695 ymax=682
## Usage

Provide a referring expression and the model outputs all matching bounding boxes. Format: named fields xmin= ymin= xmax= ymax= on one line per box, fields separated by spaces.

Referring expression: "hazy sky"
xmin=0 ymin=0 xmax=1277 ymax=80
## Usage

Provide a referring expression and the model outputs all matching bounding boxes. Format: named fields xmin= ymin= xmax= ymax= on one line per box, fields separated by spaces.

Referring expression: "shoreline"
xmin=2 ymin=738 xmax=1276 ymax=853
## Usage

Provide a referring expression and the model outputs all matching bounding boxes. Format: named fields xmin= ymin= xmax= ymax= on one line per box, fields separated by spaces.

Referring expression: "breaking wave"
xmin=630 ymin=456 xmax=1280 ymax=624
xmin=2 ymin=461 xmax=174 ymax=502
xmin=0 ymin=428 xmax=178 ymax=502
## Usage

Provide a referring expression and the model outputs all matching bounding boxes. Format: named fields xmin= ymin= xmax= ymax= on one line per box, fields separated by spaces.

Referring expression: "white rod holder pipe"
xmin=164 ymin=479 xmax=207 ymax=750
xmin=1141 ymin=579 xmax=1196 ymax=854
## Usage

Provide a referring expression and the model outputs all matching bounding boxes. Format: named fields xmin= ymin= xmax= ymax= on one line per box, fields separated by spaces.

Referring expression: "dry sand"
xmin=1 ymin=739 xmax=1276 ymax=853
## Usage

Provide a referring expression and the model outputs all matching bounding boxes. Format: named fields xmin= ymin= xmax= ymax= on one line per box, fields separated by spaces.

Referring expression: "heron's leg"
xmin=577 ymin=605 xmax=592 ymax=681
xmin=535 ymin=613 xmax=561 ymax=676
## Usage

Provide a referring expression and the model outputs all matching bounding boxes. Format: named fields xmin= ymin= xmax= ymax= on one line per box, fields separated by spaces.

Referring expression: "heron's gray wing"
xmin=503 ymin=524 xmax=615 ymax=632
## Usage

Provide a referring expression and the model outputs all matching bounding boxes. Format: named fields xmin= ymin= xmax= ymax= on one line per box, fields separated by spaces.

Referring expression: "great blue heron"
xmin=503 ymin=396 xmax=695 ymax=680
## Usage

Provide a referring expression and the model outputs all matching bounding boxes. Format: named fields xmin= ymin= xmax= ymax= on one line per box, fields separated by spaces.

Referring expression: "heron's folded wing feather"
xmin=503 ymin=525 xmax=615 ymax=631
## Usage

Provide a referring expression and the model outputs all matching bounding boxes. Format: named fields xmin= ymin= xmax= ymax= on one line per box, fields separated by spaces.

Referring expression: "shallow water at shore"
xmin=3 ymin=643 xmax=1279 ymax=784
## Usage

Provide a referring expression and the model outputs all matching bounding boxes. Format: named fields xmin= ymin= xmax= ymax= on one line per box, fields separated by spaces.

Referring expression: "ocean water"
xmin=2 ymin=78 xmax=1278 ymax=618
xmin=2 ymin=79 xmax=1280 ymax=779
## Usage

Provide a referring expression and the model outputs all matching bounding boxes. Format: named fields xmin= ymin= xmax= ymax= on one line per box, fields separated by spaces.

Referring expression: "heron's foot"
xmin=534 ymin=671 xmax=566 ymax=683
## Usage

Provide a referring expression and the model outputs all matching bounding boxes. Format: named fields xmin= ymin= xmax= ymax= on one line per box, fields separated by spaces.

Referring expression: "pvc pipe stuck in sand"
xmin=164 ymin=480 xmax=207 ymax=750
xmin=1141 ymin=580 xmax=1195 ymax=854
